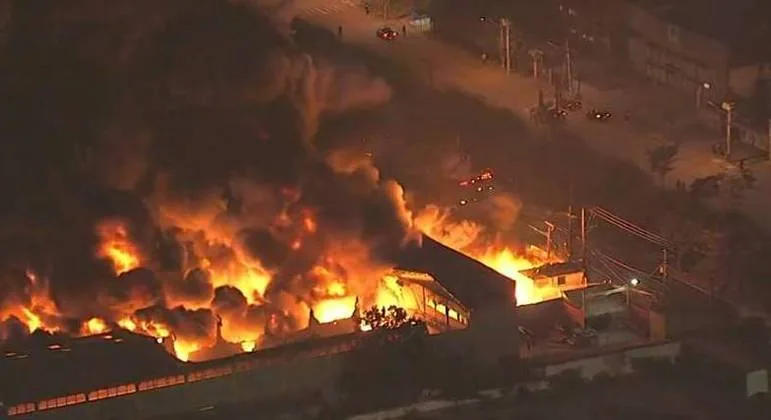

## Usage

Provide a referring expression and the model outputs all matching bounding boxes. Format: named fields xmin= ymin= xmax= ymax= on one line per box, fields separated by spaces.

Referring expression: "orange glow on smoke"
xmin=95 ymin=219 xmax=142 ymax=275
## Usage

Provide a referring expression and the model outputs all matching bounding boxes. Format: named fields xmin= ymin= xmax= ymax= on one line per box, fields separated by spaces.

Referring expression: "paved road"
xmin=290 ymin=2 xmax=771 ymax=231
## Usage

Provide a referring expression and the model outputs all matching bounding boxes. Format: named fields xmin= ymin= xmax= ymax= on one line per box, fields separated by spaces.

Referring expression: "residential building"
xmin=519 ymin=261 xmax=586 ymax=294
xmin=556 ymin=0 xmax=635 ymax=59
xmin=626 ymin=0 xmax=771 ymax=102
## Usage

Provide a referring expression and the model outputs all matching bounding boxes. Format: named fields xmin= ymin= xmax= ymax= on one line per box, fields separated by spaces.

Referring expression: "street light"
xmin=696 ymin=82 xmax=711 ymax=110
xmin=630 ymin=278 xmax=640 ymax=287
xmin=722 ymin=101 xmax=735 ymax=158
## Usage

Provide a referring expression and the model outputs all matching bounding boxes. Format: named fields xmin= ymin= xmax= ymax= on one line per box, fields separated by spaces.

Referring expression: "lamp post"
xmin=528 ymin=49 xmax=543 ymax=79
xmin=721 ymin=101 xmax=735 ymax=158
xmin=696 ymin=82 xmax=711 ymax=110
xmin=499 ymin=18 xmax=512 ymax=74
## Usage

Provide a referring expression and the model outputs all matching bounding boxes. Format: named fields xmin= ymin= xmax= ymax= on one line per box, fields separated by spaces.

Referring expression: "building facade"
xmin=519 ymin=261 xmax=587 ymax=295
xmin=626 ymin=0 xmax=771 ymax=102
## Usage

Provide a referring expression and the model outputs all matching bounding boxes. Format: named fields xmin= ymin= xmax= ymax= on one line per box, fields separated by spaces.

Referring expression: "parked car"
xmin=376 ymin=26 xmax=398 ymax=41
xmin=586 ymin=109 xmax=612 ymax=122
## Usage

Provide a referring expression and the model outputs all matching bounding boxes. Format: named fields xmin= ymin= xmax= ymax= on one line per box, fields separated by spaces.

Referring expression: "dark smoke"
xmin=0 ymin=0 xmax=404 ymax=348
xmin=135 ymin=305 xmax=218 ymax=348
xmin=164 ymin=268 xmax=216 ymax=308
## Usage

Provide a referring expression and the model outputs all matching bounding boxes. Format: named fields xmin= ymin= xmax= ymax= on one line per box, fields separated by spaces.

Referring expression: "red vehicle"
xmin=376 ymin=26 xmax=398 ymax=41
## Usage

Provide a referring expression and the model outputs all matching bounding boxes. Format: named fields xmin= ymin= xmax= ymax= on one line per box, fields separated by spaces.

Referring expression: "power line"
xmin=593 ymin=249 xmax=662 ymax=281
xmin=589 ymin=206 xmax=674 ymax=249
xmin=590 ymin=207 xmax=671 ymax=247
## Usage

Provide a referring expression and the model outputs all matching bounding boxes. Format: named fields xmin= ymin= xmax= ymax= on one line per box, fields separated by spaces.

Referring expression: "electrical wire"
xmin=590 ymin=206 xmax=674 ymax=249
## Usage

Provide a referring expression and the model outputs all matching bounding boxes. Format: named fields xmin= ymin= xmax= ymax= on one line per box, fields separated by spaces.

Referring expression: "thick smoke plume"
xmin=0 ymin=0 xmax=406 ymax=357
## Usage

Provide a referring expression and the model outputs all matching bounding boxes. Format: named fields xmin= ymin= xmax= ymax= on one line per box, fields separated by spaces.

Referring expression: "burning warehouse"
xmin=0 ymin=236 xmax=523 ymax=419
xmin=0 ymin=1 xmax=587 ymax=418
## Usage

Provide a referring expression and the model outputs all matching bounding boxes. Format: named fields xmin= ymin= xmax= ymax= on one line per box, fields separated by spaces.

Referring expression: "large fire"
xmin=1 ymin=203 xmax=558 ymax=361
xmin=415 ymin=205 xmax=562 ymax=306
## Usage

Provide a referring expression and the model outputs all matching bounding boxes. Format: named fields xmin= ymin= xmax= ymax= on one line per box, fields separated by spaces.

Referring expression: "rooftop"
xmin=397 ymin=235 xmax=517 ymax=310
xmin=0 ymin=329 xmax=182 ymax=403
xmin=519 ymin=261 xmax=584 ymax=279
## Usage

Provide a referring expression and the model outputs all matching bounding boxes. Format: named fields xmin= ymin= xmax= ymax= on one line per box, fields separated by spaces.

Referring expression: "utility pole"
xmin=696 ymin=82 xmax=711 ymax=110
xmin=545 ymin=221 xmax=555 ymax=260
xmin=499 ymin=18 xmax=512 ymax=74
xmin=580 ymin=207 xmax=588 ymax=314
xmin=528 ymin=49 xmax=543 ymax=79
xmin=529 ymin=221 xmax=556 ymax=260
xmin=564 ymin=39 xmax=573 ymax=95
xmin=567 ymin=205 xmax=574 ymax=259
xmin=382 ymin=0 xmax=389 ymax=20
xmin=722 ymin=101 xmax=734 ymax=158
xmin=767 ymin=118 xmax=771 ymax=161
xmin=580 ymin=207 xmax=587 ymax=264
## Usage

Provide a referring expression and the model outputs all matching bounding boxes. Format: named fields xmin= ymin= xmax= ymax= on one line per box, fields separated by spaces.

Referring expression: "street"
xmin=290 ymin=0 xmax=771 ymax=232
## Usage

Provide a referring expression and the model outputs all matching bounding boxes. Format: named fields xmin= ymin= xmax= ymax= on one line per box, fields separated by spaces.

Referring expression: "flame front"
xmin=3 ymin=198 xmax=562 ymax=362
xmin=416 ymin=205 xmax=562 ymax=306
xmin=96 ymin=220 xmax=142 ymax=275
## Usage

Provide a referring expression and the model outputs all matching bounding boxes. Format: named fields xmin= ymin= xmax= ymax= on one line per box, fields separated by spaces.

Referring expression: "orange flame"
xmin=3 ymin=197 xmax=570 ymax=363
xmin=95 ymin=219 xmax=141 ymax=275
xmin=84 ymin=317 xmax=109 ymax=335
xmin=313 ymin=296 xmax=357 ymax=323
xmin=1 ymin=269 xmax=61 ymax=334
xmin=173 ymin=341 xmax=200 ymax=362
xmin=415 ymin=205 xmax=562 ymax=306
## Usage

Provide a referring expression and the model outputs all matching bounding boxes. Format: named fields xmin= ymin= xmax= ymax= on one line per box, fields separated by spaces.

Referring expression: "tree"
xmin=646 ymin=143 xmax=679 ymax=185
xmin=339 ymin=306 xmax=428 ymax=412
xmin=723 ymin=169 xmax=756 ymax=210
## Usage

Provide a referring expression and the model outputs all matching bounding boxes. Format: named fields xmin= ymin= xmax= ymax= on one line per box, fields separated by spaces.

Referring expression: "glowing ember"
xmin=95 ymin=219 xmax=142 ymax=275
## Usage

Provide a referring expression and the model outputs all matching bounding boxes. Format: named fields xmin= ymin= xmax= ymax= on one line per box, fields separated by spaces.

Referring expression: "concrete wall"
xmin=542 ymin=340 xmax=682 ymax=381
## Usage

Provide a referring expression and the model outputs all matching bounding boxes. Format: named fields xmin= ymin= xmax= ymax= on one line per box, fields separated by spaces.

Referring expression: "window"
xmin=448 ymin=308 xmax=459 ymax=320
xmin=557 ymin=275 xmax=566 ymax=286
xmin=435 ymin=303 xmax=447 ymax=314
